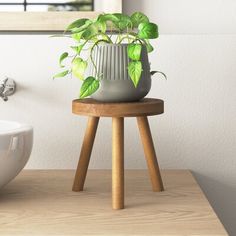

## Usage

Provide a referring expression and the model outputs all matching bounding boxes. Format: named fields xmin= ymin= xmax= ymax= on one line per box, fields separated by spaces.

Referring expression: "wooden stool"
xmin=72 ymin=98 xmax=164 ymax=210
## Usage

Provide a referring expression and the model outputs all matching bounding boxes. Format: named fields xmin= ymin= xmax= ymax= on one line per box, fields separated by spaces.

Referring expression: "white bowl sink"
xmin=0 ymin=120 xmax=33 ymax=189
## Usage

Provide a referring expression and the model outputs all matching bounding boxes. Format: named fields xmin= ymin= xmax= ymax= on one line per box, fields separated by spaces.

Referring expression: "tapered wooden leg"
xmin=137 ymin=116 xmax=164 ymax=192
xmin=72 ymin=116 xmax=99 ymax=192
xmin=112 ymin=117 xmax=124 ymax=210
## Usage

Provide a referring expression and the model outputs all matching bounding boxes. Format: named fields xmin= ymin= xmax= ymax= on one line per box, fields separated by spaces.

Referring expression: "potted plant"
xmin=54 ymin=12 xmax=166 ymax=102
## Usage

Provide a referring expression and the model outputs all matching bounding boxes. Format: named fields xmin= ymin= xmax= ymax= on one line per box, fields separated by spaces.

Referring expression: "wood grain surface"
xmin=0 ymin=12 xmax=101 ymax=31
xmin=0 ymin=0 xmax=122 ymax=31
xmin=72 ymin=117 xmax=99 ymax=192
xmin=112 ymin=117 xmax=124 ymax=209
xmin=72 ymin=98 xmax=164 ymax=117
xmin=0 ymin=170 xmax=228 ymax=235
xmin=137 ymin=116 xmax=164 ymax=192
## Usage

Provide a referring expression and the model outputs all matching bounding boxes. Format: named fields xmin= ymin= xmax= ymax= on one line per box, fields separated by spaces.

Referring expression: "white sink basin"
xmin=0 ymin=120 xmax=33 ymax=189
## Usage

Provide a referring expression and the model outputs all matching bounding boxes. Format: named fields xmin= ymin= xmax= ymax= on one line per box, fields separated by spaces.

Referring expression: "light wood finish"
xmin=137 ymin=116 xmax=164 ymax=192
xmin=0 ymin=0 xmax=122 ymax=31
xmin=0 ymin=170 xmax=228 ymax=235
xmin=0 ymin=12 xmax=101 ymax=32
xmin=72 ymin=98 xmax=165 ymax=209
xmin=72 ymin=116 xmax=99 ymax=192
xmin=72 ymin=98 xmax=164 ymax=117
xmin=112 ymin=117 xmax=124 ymax=209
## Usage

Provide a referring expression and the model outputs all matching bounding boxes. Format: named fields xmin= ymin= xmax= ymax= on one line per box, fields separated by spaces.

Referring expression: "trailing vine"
xmin=54 ymin=12 xmax=165 ymax=98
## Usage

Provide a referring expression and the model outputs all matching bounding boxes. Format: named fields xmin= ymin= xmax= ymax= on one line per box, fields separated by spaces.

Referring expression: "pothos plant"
xmin=54 ymin=12 xmax=165 ymax=98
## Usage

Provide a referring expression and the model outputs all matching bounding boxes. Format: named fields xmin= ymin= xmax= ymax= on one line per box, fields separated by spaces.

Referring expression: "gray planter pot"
xmin=88 ymin=44 xmax=151 ymax=102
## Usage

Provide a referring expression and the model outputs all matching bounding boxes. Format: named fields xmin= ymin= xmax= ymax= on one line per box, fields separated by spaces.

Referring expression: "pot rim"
xmin=90 ymin=43 xmax=146 ymax=48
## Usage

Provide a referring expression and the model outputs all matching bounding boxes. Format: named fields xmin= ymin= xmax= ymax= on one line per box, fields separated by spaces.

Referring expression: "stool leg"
xmin=112 ymin=117 xmax=124 ymax=210
xmin=137 ymin=116 xmax=164 ymax=192
xmin=72 ymin=116 xmax=99 ymax=192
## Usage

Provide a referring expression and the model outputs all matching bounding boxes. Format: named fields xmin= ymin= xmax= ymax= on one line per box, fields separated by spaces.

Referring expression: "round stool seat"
xmin=72 ymin=98 xmax=164 ymax=117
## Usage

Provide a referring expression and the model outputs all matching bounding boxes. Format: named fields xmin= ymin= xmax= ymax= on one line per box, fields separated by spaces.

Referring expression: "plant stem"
xmin=126 ymin=27 xmax=130 ymax=44
xmin=117 ymin=34 xmax=136 ymax=44
xmin=90 ymin=39 xmax=111 ymax=79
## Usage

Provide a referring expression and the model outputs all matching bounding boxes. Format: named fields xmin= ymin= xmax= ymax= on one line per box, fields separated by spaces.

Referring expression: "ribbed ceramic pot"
xmin=88 ymin=44 xmax=151 ymax=102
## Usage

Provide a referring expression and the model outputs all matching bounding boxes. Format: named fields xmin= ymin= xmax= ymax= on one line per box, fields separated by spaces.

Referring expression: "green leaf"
xmin=53 ymin=70 xmax=69 ymax=79
xmin=97 ymin=13 xmax=133 ymax=31
xmin=95 ymin=20 xmax=107 ymax=33
xmin=113 ymin=13 xmax=132 ymax=30
xmin=71 ymin=44 xmax=84 ymax=55
xmin=131 ymin=12 xmax=149 ymax=28
xmin=72 ymin=31 xmax=84 ymax=41
xmin=70 ymin=20 xmax=93 ymax=34
xmin=59 ymin=52 xmax=68 ymax=68
xmin=97 ymin=13 xmax=119 ymax=23
xmin=82 ymin=23 xmax=98 ymax=40
xmin=66 ymin=18 xmax=88 ymax=31
xmin=138 ymin=22 xmax=158 ymax=39
xmin=127 ymin=44 xmax=142 ymax=61
xmin=128 ymin=61 xmax=143 ymax=87
xmin=80 ymin=76 xmax=100 ymax=98
xmin=144 ymin=39 xmax=154 ymax=53
xmin=72 ymin=57 xmax=87 ymax=80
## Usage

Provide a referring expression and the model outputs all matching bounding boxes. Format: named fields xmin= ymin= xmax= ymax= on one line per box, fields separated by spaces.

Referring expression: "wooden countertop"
xmin=0 ymin=170 xmax=228 ymax=235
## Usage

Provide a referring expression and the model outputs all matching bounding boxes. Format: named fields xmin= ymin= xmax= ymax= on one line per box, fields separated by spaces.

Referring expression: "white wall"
xmin=124 ymin=1 xmax=236 ymax=235
xmin=126 ymin=0 xmax=236 ymax=34
xmin=0 ymin=0 xmax=236 ymax=234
